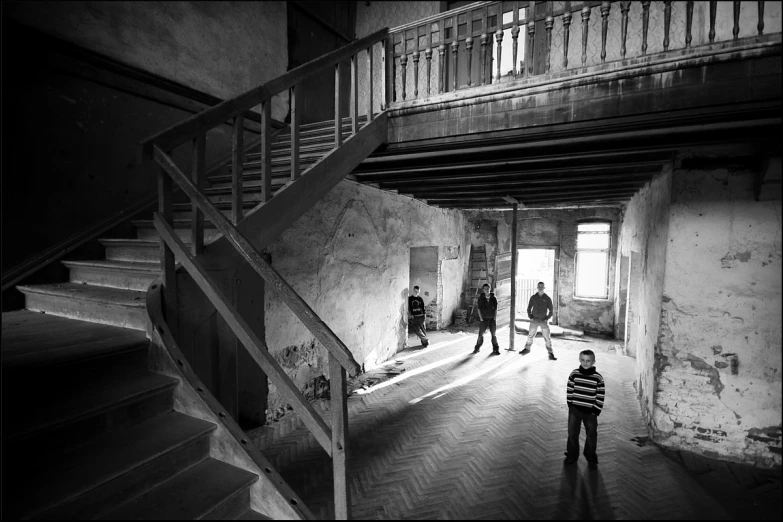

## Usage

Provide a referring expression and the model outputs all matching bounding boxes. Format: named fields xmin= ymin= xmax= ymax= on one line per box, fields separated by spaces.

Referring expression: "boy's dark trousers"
xmin=566 ymin=405 xmax=598 ymax=464
xmin=475 ymin=318 xmax=499 ymax=350
xmin=411 ymin=315 xmax=428 ymax=345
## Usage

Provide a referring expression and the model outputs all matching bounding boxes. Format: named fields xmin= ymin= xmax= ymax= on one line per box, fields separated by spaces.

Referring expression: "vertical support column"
xmin=389 ymin=37 xmax=397 ymax=104
xmin=451 ymin=39 xmax=459 ymax=91
xmin=438 ymin=43 xmax=447 ymax=93
xmin=425 ymin=46 xmax=433 ymax=96
xmin=191 ymin=132 xmax=205 ymax=256
xmin=663 ymin=1 xmax=672 ymax=51
xmin=733 ymin=1 xmax=741 ymax=40
xmin=330 ymin=353 xmax=350 ymax=520
xmin=231 ymin=115 xmax=244 ymax=224
xmin=581 ymin=5 xmax=590 ymax=66
xmin=334 ymin=62 xmax=343 ymax=147
xmin=400 ymin=52 xmax=408 ymax=100
xmin=158 ymin=163 xmax=177 ymax=337
xmin=412 ymin=49 xmax=420 ymax=97
xmin=600 ymin=2 xmax=611 ymax=63
xmin=495 ymin=27 xmax=503 ymax=81
xmin=527 ymin=17 xmax=535 ymax=77
xmin=367 ymin=46 xmax=374 ymax=120
xmin=562 ymin=6 xmax=572 ymax=69
xmin=480 ymin=33 xmax=489 ymax=85
xmin=511 ymin=25 xmax=520 ymax=77
xmin=620 ymin=1 xmax=630 ymax=58
xmin=381 ymin=37 xmax=389 ymax=109
xmin=709 ymin=2 xmax=717 ymax=43
xmin=642 ymin=1 xmax=651 ymax=55
xmin=545 ymin=12 xmax=554 ymax=74
xmin=465 ymin=37 xmax=474 ymax=86
xmin=509 ymin=202 xmax=519 ymax=351
xmin=261 ymin=101 xmax=272 ymax=203
xmin=685 ymin=1 xmax=694 ymax=48
xmin=758 ymin=1 xmax=765 ymax=35
xmin=290 ymin=86 xmax=300 ymax=181
xmin=351 ymin=54 xmax=358 ymax=136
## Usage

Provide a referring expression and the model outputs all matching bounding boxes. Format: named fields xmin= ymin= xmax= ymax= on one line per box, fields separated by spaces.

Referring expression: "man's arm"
xmin=527 ymin=295 xmax=535 ymax=319
xmin=546 ymin=295 xmax=553 ymax=321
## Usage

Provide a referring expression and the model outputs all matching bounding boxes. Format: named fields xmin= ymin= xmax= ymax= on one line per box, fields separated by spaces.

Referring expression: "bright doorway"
xmin=516 ymin=248 xmax=557 ymax=324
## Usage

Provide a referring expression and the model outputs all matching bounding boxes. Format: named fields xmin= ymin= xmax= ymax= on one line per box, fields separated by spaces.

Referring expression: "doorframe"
xmin=516 ymin=245 xmax=560 ymax=325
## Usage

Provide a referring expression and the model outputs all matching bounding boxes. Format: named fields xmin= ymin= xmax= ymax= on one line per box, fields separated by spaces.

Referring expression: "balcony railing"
xmin=383 ymin=1 xmax=780 ymax=106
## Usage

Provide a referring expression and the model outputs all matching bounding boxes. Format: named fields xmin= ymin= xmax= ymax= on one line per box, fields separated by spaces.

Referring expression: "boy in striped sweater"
xmin=565 ymin=349 xmax=605 ymax=468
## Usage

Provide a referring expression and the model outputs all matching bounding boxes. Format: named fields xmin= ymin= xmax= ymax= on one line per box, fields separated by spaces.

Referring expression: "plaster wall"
xmin=5 ymin=0 xmax=289 ymax=120
xmin=652 ymin=154 xmax=782 ymax=467
xmin=263 ymin=180 xmax=469 ymax=414
xmin=616 ymin=169 xmax=673 ymax=428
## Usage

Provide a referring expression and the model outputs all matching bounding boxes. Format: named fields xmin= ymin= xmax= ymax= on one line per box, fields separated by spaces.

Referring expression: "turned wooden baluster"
xmin=709 ymin=2 xmax=717 ymax=43
xmin=425 ymin=46 xmax=432 ymax=95
xmin=465 ymin=37 xmax=474 ymax=86
xmin=545 ymin=12 xmax=554 ymax=73
xmin=685 ymin=1 xmax=694 ymax=48
xmin=231 ymin=114 xmax=244 ymax=223
xmin=334 ymin=64 xmax=342 ymax=147
xmin=412 ymin=49 xmax=420 ymax=98
xmin=261 ymin=101 xmax=272 ymax=203
xmin=451 ymin=39 xmax=459 ymax=91
xmin=351 ymin=53 xmax=358 ymax=135
xmin=620 ymin=1 xmax=630 ymax=58
xmin=511 ymin=25 xmax=520 ymax=77
xmin=527 ymin=20 xmax=535 ymax=76
xmin=438 ymin=42 xmax=446 ymax=93
xmin=191 ymin=131 xmax=205 ymax=255
xmin=581 ymin=5 xmax=590 ymax=66
xmin=495 ymin=27 xmax=503 ymax=81
xmin=400 ymin=52 xmax=408 ymax=100
xmin=480 ymin=32 xmax=489 ymax=85
xmin=642 ymin=1 xmax=651 ymax=55
xmin=290 ymin=86 xmax=300 ymax=180
xmin=733 ymin=1 xmax=741 ymax=40
xmin=600 ymin=1 xmax=611 ymax=63
xmin=663 ymin=1 xmax=672 ymax=51
xmin=562 ymin=7 xmax=572 ymax=68
xmin=367 ymin=46 xmax=374 ymax=120
xmin=758 ymin=1 xmax=765 ymax=35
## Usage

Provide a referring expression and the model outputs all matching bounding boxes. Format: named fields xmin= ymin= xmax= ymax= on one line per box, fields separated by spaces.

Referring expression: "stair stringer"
xmin=145 ymin=281 xmax=314 ymax=520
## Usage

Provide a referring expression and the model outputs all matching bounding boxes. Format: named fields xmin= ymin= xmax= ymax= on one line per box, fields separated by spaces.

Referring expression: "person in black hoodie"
xmin=408 ymin=286 xmax=429 ymax=347
xmin=472 ymin=284 xmax=500 ymax=355
xmin=564 ymin=349 xmax=605 ymax=468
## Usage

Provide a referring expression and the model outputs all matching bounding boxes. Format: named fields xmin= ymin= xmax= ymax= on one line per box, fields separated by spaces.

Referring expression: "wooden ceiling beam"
xmin=391 ymin=179 xmax=651 ymax=197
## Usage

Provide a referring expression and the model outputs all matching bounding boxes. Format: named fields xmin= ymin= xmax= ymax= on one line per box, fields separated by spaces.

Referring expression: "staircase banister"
xmin=140 ymin=28 xmax=388 ymax=160
xmin=389 ymin=2 xmax=493 ymax=33
xmin=153 ymin=145 xmax=363 ymax=377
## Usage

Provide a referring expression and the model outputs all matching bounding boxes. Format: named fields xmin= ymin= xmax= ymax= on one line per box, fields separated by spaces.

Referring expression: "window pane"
xmin=577 ymin=232 xmax=609 ymax=250
xmin=578 ymin=223 xmax=610 ymax=233
xmin=576 ymin=252 xmax=608 ymax=298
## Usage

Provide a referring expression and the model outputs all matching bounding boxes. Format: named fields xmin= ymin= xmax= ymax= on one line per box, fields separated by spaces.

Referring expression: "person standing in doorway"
xmin=408 ymin=286 xmax=429 ymax=347
xmin=521 ymin=281 xmax=557 ymax=360
xmin=472 ymin=283 xmax=500 ymax=355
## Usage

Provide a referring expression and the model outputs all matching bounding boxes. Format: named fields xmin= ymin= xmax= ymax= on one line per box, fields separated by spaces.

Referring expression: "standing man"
xmin=472 ymin=283 xmax=500 ymax=355
xmin=521 ymin=281 xmax=557 ymax=360
xmin=408 ymin=286 xmax=429 ymax=347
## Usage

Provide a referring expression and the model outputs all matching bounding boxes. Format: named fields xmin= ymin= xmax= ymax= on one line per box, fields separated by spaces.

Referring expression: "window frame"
xmin=574 ymin=221 xmax=611 ymax=300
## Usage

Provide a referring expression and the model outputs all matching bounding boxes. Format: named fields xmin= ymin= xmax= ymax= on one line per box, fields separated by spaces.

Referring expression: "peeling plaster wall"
xmin=616 ymin=169 xmax=673 ymax=431
xmin=264 ymin=180 xmax=469 ymax=414
xmin=652 ymin=154 xmax=782 ymax=467
xmin=5 ymin=1 xmax=289 ymax=120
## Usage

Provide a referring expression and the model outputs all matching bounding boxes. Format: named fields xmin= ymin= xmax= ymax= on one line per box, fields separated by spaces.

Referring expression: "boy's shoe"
xmin=564 ymin=457 xmax=577 ymax=465
xmin=422 ymin=340 xmax=429 ymax=347
xmin=548 ymin=353 xmax=557 ymax=360
xmin=472 ymin=348 xmax=480 ymax=354
xmin=519 ymin=348 xmax=531 ymax=355
xmin=588 ymin=462 xmax=598 ymax=469
xmin=491 ymin=349 xmax=500 ymax=355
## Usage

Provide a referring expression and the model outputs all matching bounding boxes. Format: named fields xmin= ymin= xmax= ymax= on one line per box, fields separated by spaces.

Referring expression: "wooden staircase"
xmin=1 ymin=310 xmax=266 ymax=520
xmin=467 ymin=246 xmax=488 ymax=324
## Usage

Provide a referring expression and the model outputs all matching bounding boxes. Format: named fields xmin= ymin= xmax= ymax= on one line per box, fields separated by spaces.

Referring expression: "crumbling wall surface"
xmin=5 ymin=0 xmax=288 ymax=119
xmin=653 ymin=155 xmax=782 ymax=467
xmin=617 ymin=169 xmax=673 ymax=431
xmin=264 ymin=180 xmax=469 ymax=413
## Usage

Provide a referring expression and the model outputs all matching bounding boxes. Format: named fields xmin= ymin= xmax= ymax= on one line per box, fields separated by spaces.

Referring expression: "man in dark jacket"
xmin=472 ymin=283 xmax=500 ymax=355
xmin=408 ymin=286 xmax=429 ymax=347
xmin=520 ymin=281 xmax=556 ymax=360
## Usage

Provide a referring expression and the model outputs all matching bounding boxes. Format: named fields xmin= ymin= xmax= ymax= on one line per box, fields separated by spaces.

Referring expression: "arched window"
xmin=575 ymin=222 xmax=611 ymax=299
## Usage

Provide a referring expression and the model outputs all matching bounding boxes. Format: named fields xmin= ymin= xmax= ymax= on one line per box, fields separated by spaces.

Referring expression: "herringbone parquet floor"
xmin=248 ymin=330 xmax=739 ymax=520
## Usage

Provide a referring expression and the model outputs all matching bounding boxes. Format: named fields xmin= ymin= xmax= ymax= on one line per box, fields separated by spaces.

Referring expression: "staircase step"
xmin=252 ymin=141 xmax=334 ymax=160
xmin=62 ymin=259 xmax=160 ymax=291
xmin=101 ymin=458 xmax=257 ymax=520
xmin=6 ymin=412 xmax=215 ymax=520
xmin=207 ymin=175 xmax=291 ymax=192
xmin=132 ymin=218 xmax=221 ymax=242
xmin=17 ymin=283 xmax=148 ymax=330
xmin=99 ymin=238 xmax=183 ymax=263
xmin=1 ymin=310 xmax=149 ymax=369
xmin=203 ymin=186 xmax=285 ymax=205
xmin=275 ymin=115 xmax=369 ymax=138
xmin=240 ymin=152 xmax=322 ymax=172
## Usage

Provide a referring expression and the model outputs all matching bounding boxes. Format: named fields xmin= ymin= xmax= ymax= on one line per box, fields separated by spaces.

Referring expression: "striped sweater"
xmin=566 ymin=367 xmax=605 ymax=416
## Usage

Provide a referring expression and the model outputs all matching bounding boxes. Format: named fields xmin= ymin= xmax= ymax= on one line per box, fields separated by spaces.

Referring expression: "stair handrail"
xmin=139 ymin=27 xmax=388 ymax=159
